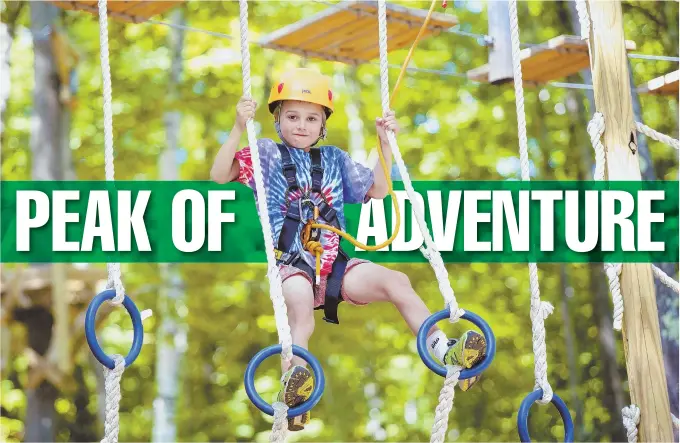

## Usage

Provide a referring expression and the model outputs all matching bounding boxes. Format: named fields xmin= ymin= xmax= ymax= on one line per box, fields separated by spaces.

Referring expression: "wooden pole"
xmin=587 ymin=1 xmax=673 ymax=441
xmin=487 ymin=0 xmax=513 ymax=85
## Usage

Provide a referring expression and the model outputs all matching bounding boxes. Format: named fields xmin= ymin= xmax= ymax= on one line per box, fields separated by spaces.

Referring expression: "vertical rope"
xmin=376 ymin=1 xmax=463 ymax=440
xmin=622 ymin=405 xmax=640 ymax=442
xmin=269 ymin=401 xmax=289 ymax=443
xmin=508 ymin=0 xmax=553 ymax=405
xmin=96 ymin=3 xmax=126 ymax=442
xmin=429 ymin=365 xmax=461 ymax=443
xmin=575 ymin=0 xmax=591 ymax=40
xmin=238 ymin=0 xmax=292 ymax=364
xmin=101 ymin=355 xmax=125 ymax=443
xmin=588 ymin=113 xmax=626 ymax=331
xmin=97 ymin=0 xmax=124 ymax=306
xmin=376 ymin=0 xmax=462 ymax=322
xmin=238 ymin=0 xmax=292 ymax=438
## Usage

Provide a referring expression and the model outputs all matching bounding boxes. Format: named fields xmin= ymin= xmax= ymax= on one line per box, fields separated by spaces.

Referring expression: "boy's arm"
xmin=366 ymin=140 xmax=392 ymax=199
xmin=210 ymin=124 xmax=243 ymax=184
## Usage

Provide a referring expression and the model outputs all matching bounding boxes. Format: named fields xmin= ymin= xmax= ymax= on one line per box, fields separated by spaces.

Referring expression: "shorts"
xmin=278 ymin=258 xmax=371 ymax=308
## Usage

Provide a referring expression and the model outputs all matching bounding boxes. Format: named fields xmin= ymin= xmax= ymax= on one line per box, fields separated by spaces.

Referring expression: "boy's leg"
xmin=281 ymin=274 xmax=315 ymax=371
xmin=341 ymin=261 xmax=486 ymax=389
xmin=277 ymin=273 xmax=316 ymax=431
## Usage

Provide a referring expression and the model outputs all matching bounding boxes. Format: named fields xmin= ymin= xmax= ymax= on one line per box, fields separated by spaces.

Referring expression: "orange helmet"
xmin=268 ymin=68 xmax=334 ymax=119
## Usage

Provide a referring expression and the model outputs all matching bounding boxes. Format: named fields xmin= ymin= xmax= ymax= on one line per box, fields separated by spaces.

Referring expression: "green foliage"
xmin=1 ymin=0 xmax=677 ymax=442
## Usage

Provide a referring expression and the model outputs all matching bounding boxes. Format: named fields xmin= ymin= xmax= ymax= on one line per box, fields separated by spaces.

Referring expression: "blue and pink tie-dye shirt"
xmin=234 ymin=138 xmax=374 ymax=275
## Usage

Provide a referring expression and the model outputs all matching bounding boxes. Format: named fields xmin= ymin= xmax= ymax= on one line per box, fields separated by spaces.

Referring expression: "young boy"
xmin=210 ymin=68 xmax=486 ymax=431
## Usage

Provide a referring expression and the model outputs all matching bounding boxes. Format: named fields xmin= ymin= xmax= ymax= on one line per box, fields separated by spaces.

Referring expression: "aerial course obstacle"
xmin=42 ymin=0 xmax=679 ymax=442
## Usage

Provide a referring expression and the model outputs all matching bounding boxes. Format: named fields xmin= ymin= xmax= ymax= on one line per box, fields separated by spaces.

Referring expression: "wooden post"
xmin=487 ymin=0 xmax=513 ymax=84
xmin=587 ymin=1 xmax=674 ymax=441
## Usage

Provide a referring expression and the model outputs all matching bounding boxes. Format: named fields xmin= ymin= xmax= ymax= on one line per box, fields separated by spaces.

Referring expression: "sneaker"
xmin=442 ymin=330 xmax=487 ymax=391
xmin=276 ymin=365 xmax=314 ymax=431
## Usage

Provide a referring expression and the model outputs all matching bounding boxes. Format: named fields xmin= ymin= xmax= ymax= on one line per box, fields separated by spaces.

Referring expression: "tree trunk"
xmin=153 ymin=9 xmax=186 ymax=443
xmin=22 ymin=3 xmax=64 ymax=442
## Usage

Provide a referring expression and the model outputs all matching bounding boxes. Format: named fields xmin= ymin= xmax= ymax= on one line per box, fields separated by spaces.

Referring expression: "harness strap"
xmin=279 ymin=144 xmax=298 ymax=191
xmin=310 ymin=148 xmax=323 ymax=193
xmin=321 ymin=248 xmax=349 ymax=324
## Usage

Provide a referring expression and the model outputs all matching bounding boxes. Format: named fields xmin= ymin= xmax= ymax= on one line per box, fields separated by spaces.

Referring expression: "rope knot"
xmin=305 ymin=241 xmax=323 ymax=256
xmin=537 ymin=301 xmax=554 ymax=320
xmin=622 ymin=405 xmax=640 ymax=442
xmin=587 ymin=112 xmax=605 ymax=142
xmin=447 ymin=302 xmax=465 ymax=323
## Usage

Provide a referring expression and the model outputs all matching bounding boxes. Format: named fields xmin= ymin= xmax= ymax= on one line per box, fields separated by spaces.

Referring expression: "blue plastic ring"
xmin=244 ymin=344 xmax=325 ymax=417
xmin=416 ymin=307 xmax=496 ymax=378
xmin=84 ymin=289 xmax=144 ymax=370
xmin=517 ymin=389 xmax=574 ymax=442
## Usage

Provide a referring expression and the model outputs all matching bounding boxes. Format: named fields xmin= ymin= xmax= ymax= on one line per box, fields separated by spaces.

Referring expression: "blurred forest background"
xmin=0 ymin=0 xmax=678 ymax=441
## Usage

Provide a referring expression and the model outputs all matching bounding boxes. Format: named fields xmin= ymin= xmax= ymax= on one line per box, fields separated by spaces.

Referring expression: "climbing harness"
xmin=272 ymin=142 xmax=349 ymax=324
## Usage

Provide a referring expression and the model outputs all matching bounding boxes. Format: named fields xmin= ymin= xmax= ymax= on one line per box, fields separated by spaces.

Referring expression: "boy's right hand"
xmin=235 ymin=96 xmax=257 ymax=131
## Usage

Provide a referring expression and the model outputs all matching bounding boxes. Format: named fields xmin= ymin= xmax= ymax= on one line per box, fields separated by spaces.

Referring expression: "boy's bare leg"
xmin=281 ymin=274 xmax=316 ymax=372
xmin=341 ymin=262 xmax=439 ymax=336
xmin=342 ymin=261 xmax=487 ymax=391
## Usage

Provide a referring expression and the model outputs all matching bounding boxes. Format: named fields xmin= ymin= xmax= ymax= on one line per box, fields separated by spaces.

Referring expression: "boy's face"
xmin=278 ymin=100 xmax=325 ymax=149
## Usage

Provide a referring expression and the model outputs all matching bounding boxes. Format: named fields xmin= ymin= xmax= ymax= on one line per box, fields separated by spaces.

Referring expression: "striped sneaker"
xmin=443 ymin=330 xmax=487 ymax=391
xmin=276 ymin=365 xmax=314 ymax=431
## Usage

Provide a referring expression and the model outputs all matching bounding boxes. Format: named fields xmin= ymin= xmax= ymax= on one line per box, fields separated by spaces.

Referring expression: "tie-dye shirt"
xmin=234 ymin=138 xmax=374 ymax=275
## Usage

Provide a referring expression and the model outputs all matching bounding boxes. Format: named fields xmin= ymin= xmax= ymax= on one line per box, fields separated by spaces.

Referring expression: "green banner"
xmin=1 ymin=180 xmax=677 ymax=263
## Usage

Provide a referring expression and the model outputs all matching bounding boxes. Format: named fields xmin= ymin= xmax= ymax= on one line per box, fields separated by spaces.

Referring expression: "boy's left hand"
xmin=376 ymin=110 xmax=399 ymax=142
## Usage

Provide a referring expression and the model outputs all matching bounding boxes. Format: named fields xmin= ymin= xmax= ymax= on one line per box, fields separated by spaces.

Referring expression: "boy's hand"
xmin=235 ymin=96 xmax=257 ymax=131
xmin=376 ymin=110 xmax=399 ymax=143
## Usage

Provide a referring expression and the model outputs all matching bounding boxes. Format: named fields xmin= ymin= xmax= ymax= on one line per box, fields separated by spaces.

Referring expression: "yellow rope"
xmin=308 ymin=0 xmax=439 ymax=252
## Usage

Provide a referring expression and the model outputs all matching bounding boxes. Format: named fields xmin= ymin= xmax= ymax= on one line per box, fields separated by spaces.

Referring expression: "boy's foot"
xmin=277 ymin=365 xmax=314 ymax=431
xmin=442 ymin=330 xmax=487 ymax=391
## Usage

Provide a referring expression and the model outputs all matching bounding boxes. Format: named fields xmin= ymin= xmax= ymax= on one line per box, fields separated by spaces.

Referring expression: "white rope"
xmin=376 ymin=3 xmax=463 ymax=440
xmin=96 ymin=4 xmax=127 ymax=443
xmin=588 ymin=113 xmax=628 ymax=331
xmin=575 ymin=0 xmax=590 ymax=40
xmin=622 ymin=405 xmax=640 ymax=442
xmin=651 ymin=265 xmax=679 ymax=293
xmin=97 ymin=0 xmax=125 ymax=306
xmin=587 ymin=112 xmax=606 ymax=181
xmin=238 ymin=0 xmax=292 ymax=365
xmin=238 ymin=2 xmax=293 ymax=438
xmin=376 ymin=0 xmax=461 ymax=323
xmin=269 ymin=402 xmax=289 ymax=443
xmin=508 ymin=0 xmax=553 ymax=405
xmin=636 ymin=122 xmax=680 ymax=150
xmin=604 ymin=263 xmax=624 ymax=331
xmin=429 ymin=365 xmax=461 ymax=443
xmin=101 ymin=355 xmax=125 ymax=443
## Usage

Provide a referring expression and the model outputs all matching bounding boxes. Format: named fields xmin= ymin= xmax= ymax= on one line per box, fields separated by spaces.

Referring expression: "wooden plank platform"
xmin=259 ymin=1 xmax=458 ymax=65
xmin=637 ymin=70 xmax=679 ymax=96
xmin=51 ymin=1 xmax=182 ymax=23
xmin=467 ymin=34 xmax=637 ymax=84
